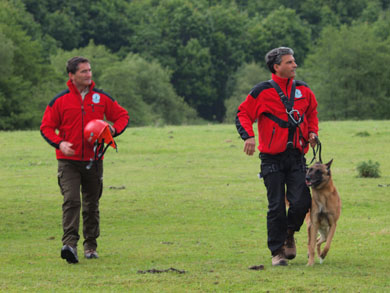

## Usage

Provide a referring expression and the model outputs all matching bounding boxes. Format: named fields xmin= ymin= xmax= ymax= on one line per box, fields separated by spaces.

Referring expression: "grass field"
xmin=1 ymin=121 xmax=389 ymax=292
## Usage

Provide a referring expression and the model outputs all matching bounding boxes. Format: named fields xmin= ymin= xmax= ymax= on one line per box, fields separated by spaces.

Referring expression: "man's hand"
xmin=108 ymin=124 xmax=116 ymax=136
xmin=59 ymin=141 xmax=75 ymax=156
xmin=308 ymin=132 xmax=318 ymax=148
xmin=244 ymin=137 xmax=256 ymax=156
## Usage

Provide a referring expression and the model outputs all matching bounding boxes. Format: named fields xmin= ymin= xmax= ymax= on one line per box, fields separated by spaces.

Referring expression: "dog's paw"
xmin=306 ymin=260 xmax=315 ymax=266
xmin=319 ymin=257 xmax=324 ymax=264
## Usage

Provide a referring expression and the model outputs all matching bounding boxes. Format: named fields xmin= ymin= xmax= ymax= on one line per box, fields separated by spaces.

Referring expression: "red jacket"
xmin=40 ymin=80 xmax=129 ymax=161
xmin=236 ymin=74 xmax=318 ymax=155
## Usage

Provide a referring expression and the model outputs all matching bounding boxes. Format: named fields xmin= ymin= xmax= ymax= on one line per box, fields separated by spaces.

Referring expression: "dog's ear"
xmin=326 ymin=159 xmax=333 ymax=170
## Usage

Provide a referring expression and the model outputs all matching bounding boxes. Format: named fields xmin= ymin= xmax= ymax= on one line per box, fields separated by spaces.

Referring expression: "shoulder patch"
xmin=249 ymin=81 xmax=272 ymax=99
xmin=49 ymin=89 xmax=70 ymax=107
xmin=93 ymin=88 xmax=115 ymax=102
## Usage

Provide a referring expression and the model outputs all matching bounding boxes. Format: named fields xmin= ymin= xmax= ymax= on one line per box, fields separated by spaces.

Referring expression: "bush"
xmin=355 ymin=131 xmax=370 ymax=137
xmin=357 ymin=160 xmax=380 ymax=178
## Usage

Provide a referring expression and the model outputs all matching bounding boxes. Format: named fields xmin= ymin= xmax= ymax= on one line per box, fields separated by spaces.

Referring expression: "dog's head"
xmin=306 ymin=159 xmax=333 ymax=189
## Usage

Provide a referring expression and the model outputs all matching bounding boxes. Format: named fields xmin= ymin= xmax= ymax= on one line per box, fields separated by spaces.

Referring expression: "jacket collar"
xmin=271 ymin=73 xmax=294 ymax=94
xmin=67 ymin=79 xmax=95 ymax=95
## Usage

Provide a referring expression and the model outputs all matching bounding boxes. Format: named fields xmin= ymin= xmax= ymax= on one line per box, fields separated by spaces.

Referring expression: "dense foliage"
xmin=0 ymin=0 xmax=389 ymax=129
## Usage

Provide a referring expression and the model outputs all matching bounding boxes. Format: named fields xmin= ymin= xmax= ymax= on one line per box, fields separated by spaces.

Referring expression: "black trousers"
xmin=260 ymin=149 xmax=311 ymax=255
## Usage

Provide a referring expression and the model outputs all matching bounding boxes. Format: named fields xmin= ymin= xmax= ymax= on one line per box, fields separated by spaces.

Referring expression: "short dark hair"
xmin=66 ymin=56 xmax=90 ymax=74
xmin=265 ymin=47 xmax=294 ymax=74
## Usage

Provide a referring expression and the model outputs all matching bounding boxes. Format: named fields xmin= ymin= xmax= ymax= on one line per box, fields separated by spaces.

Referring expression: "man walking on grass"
xmin=235 ymin=47 xmax=319 ymax=266
xmin=40 ymin=57 xmax=129 ymax=263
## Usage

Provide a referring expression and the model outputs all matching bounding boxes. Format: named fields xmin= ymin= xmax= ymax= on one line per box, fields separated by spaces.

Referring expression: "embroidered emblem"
xmin=92 ymin=93 xmax=101 ymax=104
xmin=295 ymin=89 xmax=303 ymax=98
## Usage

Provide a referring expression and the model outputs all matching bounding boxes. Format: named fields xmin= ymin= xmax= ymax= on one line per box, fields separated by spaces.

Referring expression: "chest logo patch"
xmin=295 ymin=89 xmax=303 ymax=99
xmin=92 ymin=93 xmax=101 ymax=104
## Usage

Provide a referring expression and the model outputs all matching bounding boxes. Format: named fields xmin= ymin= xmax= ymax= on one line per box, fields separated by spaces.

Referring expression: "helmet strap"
xmin=85 ymin=139 xmax=116 ymax=170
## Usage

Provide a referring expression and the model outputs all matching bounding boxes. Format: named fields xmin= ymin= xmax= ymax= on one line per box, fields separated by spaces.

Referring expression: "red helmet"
xmin=84 ymin=119 xmax=116 ymax=149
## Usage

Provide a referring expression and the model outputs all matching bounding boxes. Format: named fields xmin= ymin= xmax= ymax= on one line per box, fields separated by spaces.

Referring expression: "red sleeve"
xmin=306 ymin=89 xmax=319 ymax=135
xmin=105 ymin=99 xmax=129 ymax=137
xmin=40 ymin=103 xmax=63 ymax=149
xmin=235 ymin=94 xmax=258 ymax=140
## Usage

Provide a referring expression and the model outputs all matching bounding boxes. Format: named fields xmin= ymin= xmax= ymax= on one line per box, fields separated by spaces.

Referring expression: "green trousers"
xmin=57 ymin=159 xmax=103 ymax=250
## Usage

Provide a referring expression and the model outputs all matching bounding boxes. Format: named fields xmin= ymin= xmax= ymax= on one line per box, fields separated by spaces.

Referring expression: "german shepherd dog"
xmin=305 ymin=159 xmax=341 ymax=266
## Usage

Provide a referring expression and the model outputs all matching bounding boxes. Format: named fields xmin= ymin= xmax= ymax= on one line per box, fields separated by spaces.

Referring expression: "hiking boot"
xmin=284 ymin=230 xmax=296 ymax=260
xmin=272 ymin=250 xmax=288 ymax=266
xmin=84 ymin=249 xmax=99 ymax=259
xmin=61 ymin=245 xmax=79 ymax=264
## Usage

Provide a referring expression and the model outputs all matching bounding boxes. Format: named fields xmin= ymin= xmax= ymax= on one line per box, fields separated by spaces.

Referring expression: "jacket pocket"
xmin=259 ymin=119 xmax=288 ymax=154
xmin=268 ymin=127 xmax=275 ymax=149
xmin=85 ymin=104 xmax=105 ymax=120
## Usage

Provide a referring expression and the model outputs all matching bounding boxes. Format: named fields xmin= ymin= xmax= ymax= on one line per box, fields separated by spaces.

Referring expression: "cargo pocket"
xmin=293 ymin=155 xmax=307 ymax=173
xmin=98 ymin=176 xmax=103 ymax=199
xmin=57 ymin=170 xmax=65 ymax=196
xmin=259 ymin=163 xmax=279 ymax=179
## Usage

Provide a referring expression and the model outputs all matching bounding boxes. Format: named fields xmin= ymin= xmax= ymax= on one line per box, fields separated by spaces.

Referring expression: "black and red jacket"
xmin=236 ymin=74 xmax=318 ymax=155
xmin=40 ymin=79 xmax=129 ymax=161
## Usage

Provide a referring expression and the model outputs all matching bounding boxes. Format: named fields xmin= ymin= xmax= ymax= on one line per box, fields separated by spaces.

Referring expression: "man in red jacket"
xmin=41 ymin=56 xmax=129 ymax=264
xmin=236 ymin=47 xmax=319 ymax=266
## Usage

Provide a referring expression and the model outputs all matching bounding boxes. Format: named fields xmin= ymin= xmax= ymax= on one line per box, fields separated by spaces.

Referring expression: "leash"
xmin=309 ymin=136 xmax=322 ymax=165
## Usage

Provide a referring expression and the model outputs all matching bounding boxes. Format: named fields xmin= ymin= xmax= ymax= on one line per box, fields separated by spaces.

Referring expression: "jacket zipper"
xmin=268 ymin=127 xmax=275 ymax=149
xmin=286 ymin=78 xmax=290 ymax=100
xmin=81 ymin=103 xmax=85 ymax=161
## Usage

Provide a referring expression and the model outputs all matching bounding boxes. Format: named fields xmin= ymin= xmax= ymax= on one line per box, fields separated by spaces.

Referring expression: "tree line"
xmin=0 ymin=0 xmax=389 ymax=130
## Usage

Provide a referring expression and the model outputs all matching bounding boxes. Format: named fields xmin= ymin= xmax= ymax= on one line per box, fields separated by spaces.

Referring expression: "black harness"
xmin=264 ymin=80 xmax=306 ymax=151
xmin=258 ymin=81 xmax=322 ymax=178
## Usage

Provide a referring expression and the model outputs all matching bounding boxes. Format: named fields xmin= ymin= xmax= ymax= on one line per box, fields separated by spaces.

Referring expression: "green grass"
xmin=1 ymin=121 xmax=390 ymax=292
